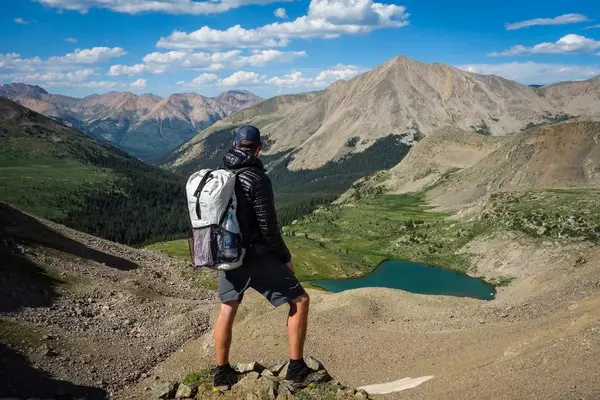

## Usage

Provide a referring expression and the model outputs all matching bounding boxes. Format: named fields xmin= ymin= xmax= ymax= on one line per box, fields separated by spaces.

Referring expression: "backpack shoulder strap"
xmin=194 ymin=170 xmax=214 ymax=220
xmin=233 ymin=166 xmax=255 ymax=176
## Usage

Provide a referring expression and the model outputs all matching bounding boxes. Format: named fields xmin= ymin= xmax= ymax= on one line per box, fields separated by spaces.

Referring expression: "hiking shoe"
xmin=284 ymin=359 xmax=330 ymax=390
xmin=213 ymin=364 xmax=238 ymax=388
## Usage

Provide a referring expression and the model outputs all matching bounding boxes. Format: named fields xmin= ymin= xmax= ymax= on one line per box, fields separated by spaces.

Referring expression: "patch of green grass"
xmin=146 ymin=239 xmax=191 ymax=259
xmin=483 ymin=189 xmax=600 ymax=243
xmin=183 ymin=367 xmax=214 ymax=387
xmin=487 ymin=276 xmax=516 ymax=287
xmin=287 ymin=192 xmax=480 ymax=277
xmin=0 ymin=137 xmax=116 ymax=220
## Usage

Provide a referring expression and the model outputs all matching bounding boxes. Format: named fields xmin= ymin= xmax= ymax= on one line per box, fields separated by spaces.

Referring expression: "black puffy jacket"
xmin=221 ymin=147 xmax=292 ymax=263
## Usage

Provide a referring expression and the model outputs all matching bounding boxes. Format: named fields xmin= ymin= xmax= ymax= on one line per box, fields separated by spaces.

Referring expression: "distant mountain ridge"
xmin=167 ymin=55 xmax=600 ymax=172
xmin=0 ymin=83 xmax=263 ymax=160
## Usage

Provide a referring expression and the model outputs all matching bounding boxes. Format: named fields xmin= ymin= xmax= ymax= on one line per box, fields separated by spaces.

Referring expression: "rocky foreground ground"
xmin=0 ymin=203 xmax=217 ymax=399
xmin=152 ymin=358 xmax=371 ymax=400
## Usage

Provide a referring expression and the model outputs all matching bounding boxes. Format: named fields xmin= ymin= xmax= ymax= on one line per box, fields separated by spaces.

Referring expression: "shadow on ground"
xmin=0 ymin=344 xmax=107 ymax=399
xmin=0 ymin=202 xmax=137 ymax=271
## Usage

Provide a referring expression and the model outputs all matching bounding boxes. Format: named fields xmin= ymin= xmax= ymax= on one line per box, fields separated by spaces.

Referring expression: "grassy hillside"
xmin=0 ymin=98 xmax=188 ymax=245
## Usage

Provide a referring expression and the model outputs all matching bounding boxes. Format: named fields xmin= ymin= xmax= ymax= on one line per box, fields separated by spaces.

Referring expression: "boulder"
xmin=235 ymin=362 xmax=263 ymax=374
xmin=154 ymin=381 xmax=178 ymax=399
xmin=174 ymin=383 xmax=196 ymax=398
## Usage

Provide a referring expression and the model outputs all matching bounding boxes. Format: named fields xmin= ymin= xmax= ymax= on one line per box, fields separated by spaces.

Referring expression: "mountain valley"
xmin=0 ymin=97 xmax=188 ymax=245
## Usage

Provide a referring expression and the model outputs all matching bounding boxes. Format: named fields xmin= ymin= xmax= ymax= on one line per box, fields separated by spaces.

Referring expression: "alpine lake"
xmin=310 ymin=260 xmax=496 ymax=300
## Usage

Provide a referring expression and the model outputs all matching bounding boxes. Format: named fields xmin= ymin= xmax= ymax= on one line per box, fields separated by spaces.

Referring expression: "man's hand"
xmin=285 ymin=261 xmax=295 ymax=274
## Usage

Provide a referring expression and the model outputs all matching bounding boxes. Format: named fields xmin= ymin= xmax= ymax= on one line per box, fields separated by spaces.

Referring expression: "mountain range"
xmin=0 ymin=83 xmax=263 ymax=160
xmin=168 ymin=55 xmax=600 ymax=173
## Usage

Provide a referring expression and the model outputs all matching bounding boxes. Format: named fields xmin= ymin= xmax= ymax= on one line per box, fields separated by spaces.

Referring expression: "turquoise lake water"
xmin=311 ymin=260 xmax=496 ymax=300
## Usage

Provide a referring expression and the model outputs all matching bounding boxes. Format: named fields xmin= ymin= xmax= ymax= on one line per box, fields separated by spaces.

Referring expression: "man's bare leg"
xmin=214 ymin=301 xmax=239 ymax=366
xmin=287 ymin=293 xmax=310 ymax=360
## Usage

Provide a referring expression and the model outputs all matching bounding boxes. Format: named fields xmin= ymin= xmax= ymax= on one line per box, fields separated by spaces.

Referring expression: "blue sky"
xmin=1 ymin=0 xmax=599 ymax=98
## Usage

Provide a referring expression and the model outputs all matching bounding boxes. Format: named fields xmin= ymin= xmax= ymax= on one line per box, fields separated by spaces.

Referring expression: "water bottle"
xmin=221 ymin=213 xmax=238 ymax=259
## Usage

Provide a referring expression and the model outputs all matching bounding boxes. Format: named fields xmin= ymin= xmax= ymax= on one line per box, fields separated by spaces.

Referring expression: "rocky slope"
xmin=428 ymin=120 xmax=600 ymax=209
xmin=338 ymin=126 xmax=505 ymax=203
xmin=166 ymin=55 xmax=600 ymax=172
xmin=0 ymin=83 xmax=263 ymax=160
xmin=0 ymin=202 xmax=218 ymax=399
xmin=342 ymin=120 xmax=600 ymax=210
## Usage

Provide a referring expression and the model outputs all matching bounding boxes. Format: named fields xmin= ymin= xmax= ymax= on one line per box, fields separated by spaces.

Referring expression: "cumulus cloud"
xmin=458 ymin=62 xmax=600 ymax=85
xmin=108 ymin=63 xmax=164 ymax=76
xmin=266 ymin=64 xmax=362 ymax=87
xmin=108 ymin=49 xmax=306 ymax=75
xmin=19 ymin=69 xmax=96 ymax=83
xmin=177 ymin=64 xmax=363 ymax=88
xmin=489 ymin=34 xmax=600 ymax=56
xmin=0 ymin=47 xmax=127 ymax=91
xmin=14 ymin=17 xmax=29 ymax=25
xmin=33 ymin=0 xmax=287 ymax=15
xmin=505 ymin=13 xmax=590 ymax=30
xmin=274 ymin=7 xmax=287 ymax=19
xmin=65 ymin=37 xmax=78 ymax=43
xmin=222 ymin=71 xmax=266 ymax=86
xmin=157 ymin=0 xmax=409 ymax=50
xmin=0 ymin=47 xmax=126 ymax=74
xmin=130 ymin=78 xmax=148 ymax=88
xmin=49 ymin=47 xmax=127 ymax=64
xmin=178 ymin=73 xmax=222 ymax=87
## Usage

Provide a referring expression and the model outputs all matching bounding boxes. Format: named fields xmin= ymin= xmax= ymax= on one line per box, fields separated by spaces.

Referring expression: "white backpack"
xmin=186 ymin=168 xmax=250 ymax=271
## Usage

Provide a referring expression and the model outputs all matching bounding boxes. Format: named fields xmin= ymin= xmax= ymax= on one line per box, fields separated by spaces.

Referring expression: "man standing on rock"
xmin=213 ymin=124 xmax=312 ymax=388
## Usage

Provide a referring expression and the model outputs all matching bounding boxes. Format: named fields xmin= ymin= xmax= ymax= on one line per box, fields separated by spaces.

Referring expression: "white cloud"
xmin=236 ymin=50 xmax=306 ymax=67
xmin=274 ymin=7 xmax=287 ymax=19
xmin=222 ymin=71 xmax=266 ymax=86
xmin=0 ymin=48 xmax=127 ymax=75
xmin=109 ymin=49 xmax=306 ymax=75
xmin=48 ymin=47 xmax=127 ymax=65
xmin=14 ymin=17 xmax=29 ymax=25
xmin=584 ymin=24 xmax=600 ymax=30
xmin=65 ymin=37 xmax=78 ymax=43
xmin=458 ymin=62 xmax=600 ymax=85
xmin=130 ymin=78 xmax=148 ymax=88
xmin=18 ymin=69 xmax=96 ymax=83
xmin=266 ymin=64 xmax=362 ymax=87
xmin=108 ymin=63 xmax=164 ymax=76
xmin=61 ymin=81 xmax=118 ymax=89
xmin=489 ymin=34 xmax=600 ymax=56
xmin=177 ymin=63 xmax=362 ymax=89
xmin=33 ymin=0 xmax=288 ymax=15
xmin=505 ymin=13 xmax=590 ymax=30
xmin=157 ymin=0 xmax=409 ymax=50
xmin=178 ymin=73 xmax=222 ymax=87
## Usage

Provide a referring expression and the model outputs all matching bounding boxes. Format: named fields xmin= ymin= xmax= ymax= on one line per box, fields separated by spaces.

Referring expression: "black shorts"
xmin=218 ymin=253 xmax=306 ymax=307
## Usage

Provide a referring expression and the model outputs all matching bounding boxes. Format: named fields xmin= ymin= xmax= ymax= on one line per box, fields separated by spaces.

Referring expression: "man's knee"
xmin=219 ymin=301 xmax=240 ymax=319
xmin=289 ymin=292 xmax=310 ymax=309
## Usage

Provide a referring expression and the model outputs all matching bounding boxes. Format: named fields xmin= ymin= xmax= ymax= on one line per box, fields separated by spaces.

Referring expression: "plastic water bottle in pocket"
xmin=221 ymin=213 xmax=238 ymax=259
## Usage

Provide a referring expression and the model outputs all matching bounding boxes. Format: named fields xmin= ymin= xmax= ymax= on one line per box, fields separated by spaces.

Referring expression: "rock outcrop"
xmin=154 ymin=358 xmax=372 ymax=400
